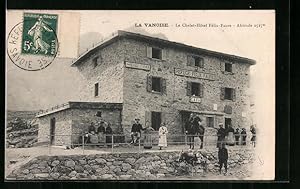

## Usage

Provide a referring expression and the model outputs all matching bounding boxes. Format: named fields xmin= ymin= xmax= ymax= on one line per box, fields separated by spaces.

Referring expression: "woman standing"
xmin=158 ymin=123 xmax=168 ymax=150
xmin=143 ymin=123 xmax=154 ymax=149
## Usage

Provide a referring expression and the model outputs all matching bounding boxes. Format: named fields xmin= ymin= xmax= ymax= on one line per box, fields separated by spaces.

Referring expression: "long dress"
xmin=226 ymin=127 xmax=235 ymax=146
xmin=158 ymin=126 xmax=168 ymax=147
xmin=97 ymin=125 xmax=106 ymax=145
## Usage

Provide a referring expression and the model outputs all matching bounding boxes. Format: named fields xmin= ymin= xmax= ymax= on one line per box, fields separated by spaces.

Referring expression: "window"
xmin=152 ymin=77 xmax=161 ymax=92
xmin=152 ymin=47 xmax=162 ymax=59
xmin=151 ymin=111 xmax=161 ymax=131
xmin=93 ymin=57 xmax=99 ymax=68
xmin=186 ymin=81 xmax=204 ymax=97
xmin=191 ymin=82 xmax=200 ymax=96
xmin=94 ymin=83 xmax=99 ymax=97
xmin=225 ymin=63 xmax=232 ymax=72
xmin=147 ymin=47 xmax=166 ymax=60
xmin=147 ymin=76 xmax=167 ymax=94
xmin=187 ymin=55 xmax=204 ymax=68
xmin=206 ymin=117 xmax=214 ymax=127
xmin=220 ymin=87 xmax=236 ymax=101
xmin=225 ymin=88 xmax=233 ymax=100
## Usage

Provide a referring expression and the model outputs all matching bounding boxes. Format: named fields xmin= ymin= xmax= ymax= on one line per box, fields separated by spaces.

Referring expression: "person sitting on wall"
xmin=105 ymin=122 xmax=113 ymax=147
xmin=88 ymin=122 xmax=96 ymax=133
xmin=97 ymin=121 xmax=106 ymax=146
xmin=130 ymin=118 xmax=144 ymax=144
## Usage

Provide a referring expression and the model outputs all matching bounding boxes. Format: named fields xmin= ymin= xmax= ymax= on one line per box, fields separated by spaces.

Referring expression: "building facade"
xmin=37 ymin=30 xmax=255 ymax=144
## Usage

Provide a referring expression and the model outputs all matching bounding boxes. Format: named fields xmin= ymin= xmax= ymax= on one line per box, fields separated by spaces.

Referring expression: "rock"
xmin=156 ymin=173 xmax=165 ymax=178
xmin=122 ymin=163 xmax=132 ymax=171
xmin=91 ymin=175 xmax=97 ymax=179
xmin=29 ymin=164 xmax=38 ymax=169
xmin=75 ymin=165 xmax=84 ymax=173
xmin=243 ymin=160 xmax=249 ymax=164
xmin=119 ymin=175 xmax=132 ymax=179
xmin=78 ymin=159 xmax=87 ymax=165
xmin=91 ymin=164 xmax=100 ymax=169
xmin=124 ymin=158 xmax=136 ymax=165
xmin=31 ymin=168 xmax=40 ymax=174
xmin=113 ymin=161 xmax=123 ymax=166
xmin=107 ymin=162 xmax=112 ymax=166
xmin=102 ymin=174 xmax=113 ymax=179
xmin=69 ymin=171 xmax=77 ymax=177
xmin=65 ymin=160 xmax=75 ymax=168
xmin=22 ymin=169 xmax=30 ymax=174
xmin=50 ymin=172 xmax=60 ymax=179
xmin=34 ymin=173 xmax=49 ymax=178
xmin=76 ymin=173 xmax=88 ymax=178
xmin=136 ymin=157 xmax=146 ymax=164
xmin=113 ymin=167 xmax=122 ymax=173
xmin=51 ymin=160 xmax=60 ymax=167
xmin=95 ymin=158 xmax=107 ymax=164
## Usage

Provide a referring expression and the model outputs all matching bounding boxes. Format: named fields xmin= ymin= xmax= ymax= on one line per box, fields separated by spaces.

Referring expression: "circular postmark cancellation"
xmin=7 ymin=13 xmax=59 ymax=71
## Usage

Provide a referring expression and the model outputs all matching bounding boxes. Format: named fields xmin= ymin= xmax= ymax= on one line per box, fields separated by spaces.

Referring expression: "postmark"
xmin=7 ymin=13 xmax=59 ymax=71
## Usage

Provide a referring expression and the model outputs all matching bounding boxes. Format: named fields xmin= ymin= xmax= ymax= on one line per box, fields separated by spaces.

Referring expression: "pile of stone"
xmin=8 ymin=149 xmax=255 ymax=180
xmin=6 ymin=118 xmax=38 ymax=148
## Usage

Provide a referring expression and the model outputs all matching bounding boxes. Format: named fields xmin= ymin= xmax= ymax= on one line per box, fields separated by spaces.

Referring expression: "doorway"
xmin=50 ymin=117 xmax=56 ymax=145
xmin=151 ymin=111 xmax=161 ymax=131
xmin=206 ymin=117 xmax=214 ymax=127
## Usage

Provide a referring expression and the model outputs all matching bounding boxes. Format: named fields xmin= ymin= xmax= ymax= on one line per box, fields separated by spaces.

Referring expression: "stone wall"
xmin=38 ymin=109 xmax=73 ymax=145
xmin=76 ymin=40 xmax=125 ymax=103
xmin=8 ymin=148 xmax=255 ymax=180
xmin=121 ymin=38 xmax=252 ymax=134
xmin=37 ymin=107 xmax=122 ymax=145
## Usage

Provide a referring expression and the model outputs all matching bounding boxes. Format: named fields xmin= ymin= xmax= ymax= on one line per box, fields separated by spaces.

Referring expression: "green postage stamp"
xmin=22 ymin=13 xmax=58 ymax=56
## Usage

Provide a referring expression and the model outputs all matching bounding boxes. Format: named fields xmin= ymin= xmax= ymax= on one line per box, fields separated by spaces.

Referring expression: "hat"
xmin=218 ymin=123 xmax=223 ymax=126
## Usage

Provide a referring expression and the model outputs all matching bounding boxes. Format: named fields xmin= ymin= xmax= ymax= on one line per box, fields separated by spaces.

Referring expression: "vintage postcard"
xmin=5 ymin=10 xmax=275 ymax=180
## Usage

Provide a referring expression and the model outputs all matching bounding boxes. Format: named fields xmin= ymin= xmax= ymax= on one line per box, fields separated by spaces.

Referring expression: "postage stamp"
xmin=21 ymin=13 xmax=58 ymax=56
xmin=7 ymin=12 xmax=59 ymax=71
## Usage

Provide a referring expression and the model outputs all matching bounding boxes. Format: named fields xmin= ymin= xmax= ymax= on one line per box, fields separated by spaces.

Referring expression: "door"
xmin=50 ymin=117 xmax=56 ymax=145
xmin=151 ymin=111 xmax=161 ymax=131
xmin=181 ymin=111 xmax=191 ymax=133
xmin=225 ymin=118 xmax=232 ymax=130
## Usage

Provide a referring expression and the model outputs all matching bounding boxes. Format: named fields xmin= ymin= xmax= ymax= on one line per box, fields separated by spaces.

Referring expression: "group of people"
xmin=82 ymin=121 xmax=113 ymax=146
xmin=130 ymin=118 xmax=168 ymax=150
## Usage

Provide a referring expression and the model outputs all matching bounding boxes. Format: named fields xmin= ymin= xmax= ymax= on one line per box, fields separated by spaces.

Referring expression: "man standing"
xmin=234 ymin=128 xmax=240 ymax=145
xmin=130 ymin=118 xmax=143 ymax=144
xmin=218 ymin=143 xmax=228 ymax=175
xmin=216 ymin=123 xmax=226 ymax=148
xmin=241 ymin=128 xmax=247 ymax=145
xmin=185 ymin=113 xmax=196 ymax=149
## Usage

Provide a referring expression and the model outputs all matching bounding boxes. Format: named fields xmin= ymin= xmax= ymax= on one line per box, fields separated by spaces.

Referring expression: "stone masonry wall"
xmin=37 ymin=109 xmax=73 ymax=145
xmin=121 ymin=38 xmax=252 ymax=134
xmin=8 ymin=148 xmax=255 ymax=180
xmin=71 ymin=108 xmax=122 ymax=144
xmin=38 ymin=108 xmax=122 ymax=145
xmin=76 ymin=40 xmax=125 ymax=103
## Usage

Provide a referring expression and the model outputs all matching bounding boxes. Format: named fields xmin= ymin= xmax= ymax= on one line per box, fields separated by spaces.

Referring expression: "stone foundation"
xmin=8 ymin=148 xmax=255 ymax=180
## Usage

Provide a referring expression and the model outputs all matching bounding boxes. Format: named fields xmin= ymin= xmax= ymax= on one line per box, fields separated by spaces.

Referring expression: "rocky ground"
xmin=6 ymin=111 xmax=38 ymax=148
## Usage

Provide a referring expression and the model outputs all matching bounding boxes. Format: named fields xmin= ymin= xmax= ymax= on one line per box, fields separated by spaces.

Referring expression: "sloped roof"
xmin=71 ymin=30 xmax=256 ymax=66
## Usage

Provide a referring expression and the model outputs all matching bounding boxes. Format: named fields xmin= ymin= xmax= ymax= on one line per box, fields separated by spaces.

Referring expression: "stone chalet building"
xmin=37 ymin=30 xmax=255 ymax=146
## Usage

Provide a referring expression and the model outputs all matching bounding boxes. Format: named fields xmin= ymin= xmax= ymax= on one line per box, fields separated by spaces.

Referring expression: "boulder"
xmin=65 ymin=160 xmax=75 ymax=168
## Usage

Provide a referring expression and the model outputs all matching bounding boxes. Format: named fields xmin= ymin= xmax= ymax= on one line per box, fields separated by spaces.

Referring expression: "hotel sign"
xmin=190 ymin=96 xmax=202 ymax=103
xmin=174 ymin=68 xmax=215 ymax=81
xmin=125 ymin=62 xmax=150 ymax=71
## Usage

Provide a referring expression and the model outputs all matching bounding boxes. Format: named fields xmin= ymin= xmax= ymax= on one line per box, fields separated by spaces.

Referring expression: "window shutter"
xmin=161 ymin=49 xmax=166 ymax=60
xmin=199 ymin=58 xmax=204 ymax=68
xmin=186 ymin=81 xmax=192 ymax=96
xmin=147 ymin=76 xmax=153 ymax=92
xmin=231 ymin=63 xmax=235 ymax=73
xmin=220 ymin=87 xmax=225 ymax=100
xmin=161 ymin=78 xmax=167 ymax=95
xmin=146 ymin=46 xmax=152 ymax=58
xmin=232 ymin=88 xmax=236 ymax=101
xmin=187 ymin=55 xmax=195 ymax=66
xmin=145 ymin=111 xmax=151 ymax=128
xmin=199 ymin=83 xmax=204 ymax=98
xmin=220 ymin=62 xmax=225 ymax=73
